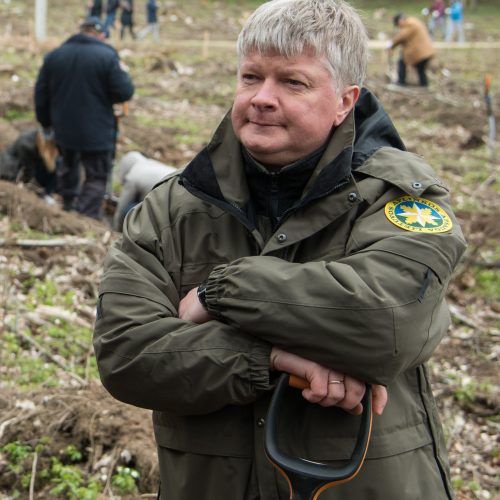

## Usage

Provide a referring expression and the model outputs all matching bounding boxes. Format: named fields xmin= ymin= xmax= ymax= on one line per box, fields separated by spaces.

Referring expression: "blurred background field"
xmin=0 ymin=1 xmax=498 ymax=499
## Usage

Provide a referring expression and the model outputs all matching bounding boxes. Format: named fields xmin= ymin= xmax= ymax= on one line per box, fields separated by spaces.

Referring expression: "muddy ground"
xmin=1 ymin=1 xmax=499 ymax=499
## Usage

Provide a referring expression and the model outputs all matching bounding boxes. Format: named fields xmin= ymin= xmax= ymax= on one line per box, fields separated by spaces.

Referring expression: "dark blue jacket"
xmin=34 ymin=33 xmax=134 ymax=152
xmin=147 ymin=0 xmax=158 ymax=23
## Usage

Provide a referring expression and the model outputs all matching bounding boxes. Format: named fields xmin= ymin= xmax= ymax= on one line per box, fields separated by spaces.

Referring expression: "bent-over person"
xmin=389 ymin=13 xmax=436 ymax=87
xmin=113 ymin=151 xmax=176 ymax=231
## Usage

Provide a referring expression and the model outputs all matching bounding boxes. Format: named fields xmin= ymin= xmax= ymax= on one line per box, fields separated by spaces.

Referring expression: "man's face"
xmin=231 ymin=50 xmax=357 ymax=169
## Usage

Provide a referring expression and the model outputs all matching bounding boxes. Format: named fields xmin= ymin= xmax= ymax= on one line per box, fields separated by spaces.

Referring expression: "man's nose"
xmin=251 ymin=79 xmax=279 ymax=109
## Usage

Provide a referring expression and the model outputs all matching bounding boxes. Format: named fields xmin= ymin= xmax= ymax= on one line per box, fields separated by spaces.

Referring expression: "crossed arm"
xmin=179 ymin=286 xmax=388 ymax=416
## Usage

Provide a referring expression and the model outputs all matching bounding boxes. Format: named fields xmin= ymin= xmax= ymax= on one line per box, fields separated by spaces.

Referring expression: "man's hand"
xmin=178 ymin=286 xmax=213 ymax=324
xmin=270 ymin=347 xmax=388 ymax=416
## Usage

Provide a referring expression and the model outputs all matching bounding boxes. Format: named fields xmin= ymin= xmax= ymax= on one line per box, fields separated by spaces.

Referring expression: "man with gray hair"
xmin=93 ymin=1 xmax=465 ymax=498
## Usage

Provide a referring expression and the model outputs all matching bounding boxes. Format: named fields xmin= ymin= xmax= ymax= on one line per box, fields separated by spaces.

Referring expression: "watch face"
xmin=197 ymin=281 xmax=208 ymax=308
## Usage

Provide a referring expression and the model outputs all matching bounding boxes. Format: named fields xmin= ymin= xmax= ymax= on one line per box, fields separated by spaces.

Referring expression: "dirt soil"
xmin=0 ymin=383 xmax=158 ymax=496
xmin=0 ymin=1 xmax=499 ymax=499
xmin=0 ymin=183 xmax=158 ymax=496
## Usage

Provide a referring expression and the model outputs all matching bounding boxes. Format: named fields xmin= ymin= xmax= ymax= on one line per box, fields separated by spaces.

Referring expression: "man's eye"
xmin=286 ymin=79 xmax=306 ymax=88
xmin=241 ymin=73 xmax=258 ymax=83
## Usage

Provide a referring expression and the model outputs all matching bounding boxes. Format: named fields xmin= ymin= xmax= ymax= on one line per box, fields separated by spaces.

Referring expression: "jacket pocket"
xmin=153 ymin=405 xmax=254 ymax=458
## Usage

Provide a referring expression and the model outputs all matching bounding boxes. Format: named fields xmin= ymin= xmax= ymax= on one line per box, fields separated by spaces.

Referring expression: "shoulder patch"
xmin=384 ymin=196 xmax=453 ymax=233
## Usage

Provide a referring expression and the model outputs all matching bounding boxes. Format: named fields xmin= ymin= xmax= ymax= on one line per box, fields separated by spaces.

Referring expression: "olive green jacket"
xmin=93 ymin=90 xmax=466 ymax=499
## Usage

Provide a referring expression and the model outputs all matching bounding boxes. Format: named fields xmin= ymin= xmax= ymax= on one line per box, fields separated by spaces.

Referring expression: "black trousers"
xmin=397 ymin=57 xmax=431 ymax=87
xmin=57 ymin=149 xmax=113 ymax=219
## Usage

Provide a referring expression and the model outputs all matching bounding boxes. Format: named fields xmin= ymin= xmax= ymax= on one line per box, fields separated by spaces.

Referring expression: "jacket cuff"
xmin=203 ymin=264 xmax=228 ymax=320
xmin=205 ymin=264 xmax=273 ymax=390
xmin=250 ymin=343 xmax=274 ymax=391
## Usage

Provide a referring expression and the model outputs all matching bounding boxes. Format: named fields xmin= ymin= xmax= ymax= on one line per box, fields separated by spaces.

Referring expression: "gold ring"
xmin=328 ymin=380 xmax=343 ymax=384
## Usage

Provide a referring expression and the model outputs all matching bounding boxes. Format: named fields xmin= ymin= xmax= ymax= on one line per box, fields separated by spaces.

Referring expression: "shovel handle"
xmin=485 ymin=74 xmax=492 ymax=94
xmin=265 ymin=373 xmax=373 ymax=500
xmin=484 ymin=75 xmax=494 ymax=117
xmin=289 ymin=374 xmax=309 ymax=390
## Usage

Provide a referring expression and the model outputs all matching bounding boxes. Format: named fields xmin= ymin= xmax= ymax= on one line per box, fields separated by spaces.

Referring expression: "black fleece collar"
xmin=242 ymin=144 xmax=326 ymax=228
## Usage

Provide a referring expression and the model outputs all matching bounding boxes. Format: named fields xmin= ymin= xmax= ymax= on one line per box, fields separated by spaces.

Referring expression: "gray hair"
xmin=236 ymin=0 xmax=368 ymax=90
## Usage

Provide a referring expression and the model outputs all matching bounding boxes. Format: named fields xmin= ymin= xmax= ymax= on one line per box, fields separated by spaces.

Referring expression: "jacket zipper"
xmin=270 ymin=174 xmax=280 ymax=229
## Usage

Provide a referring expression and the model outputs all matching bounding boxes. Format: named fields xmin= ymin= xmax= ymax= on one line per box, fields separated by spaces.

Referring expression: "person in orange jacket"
xmin=388 ymin=13 xmax=436 ymax=87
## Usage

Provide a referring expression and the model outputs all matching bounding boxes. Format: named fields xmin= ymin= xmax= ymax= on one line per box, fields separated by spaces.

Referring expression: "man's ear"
xmin=333 ymin=85 xmax=360 ymax=126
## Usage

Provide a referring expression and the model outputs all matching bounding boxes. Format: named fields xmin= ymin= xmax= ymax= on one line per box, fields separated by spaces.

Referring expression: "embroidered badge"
xmin=384 ymin=196 xmax=453 ymax=233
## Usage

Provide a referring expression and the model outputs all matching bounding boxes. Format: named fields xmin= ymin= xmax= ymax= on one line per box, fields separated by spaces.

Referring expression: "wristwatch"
xmin=197 ymin=280 xmax=208 ymax=310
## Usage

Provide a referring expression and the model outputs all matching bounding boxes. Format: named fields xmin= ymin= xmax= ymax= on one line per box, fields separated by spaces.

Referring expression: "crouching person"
xmin=113 ymin=151 xmax=176 ymax=231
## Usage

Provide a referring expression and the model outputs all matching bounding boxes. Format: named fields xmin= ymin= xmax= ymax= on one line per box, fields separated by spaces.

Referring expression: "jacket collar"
xmin=64 ymin=33 xmax=107 ymax=47
xmin=352 ymin=87 xmax=405 ymax=168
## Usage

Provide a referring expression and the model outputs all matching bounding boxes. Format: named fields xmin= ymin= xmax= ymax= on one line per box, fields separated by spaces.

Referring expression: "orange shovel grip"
xmin=485 ymin=74 xmax=492 ymax=92
xmin=288 ymin=374 xmax=309 ymax=390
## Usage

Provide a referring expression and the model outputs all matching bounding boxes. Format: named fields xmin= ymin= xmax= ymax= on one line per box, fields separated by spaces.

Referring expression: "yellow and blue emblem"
xmin=384 ymin=196 xmax=452 ymax=233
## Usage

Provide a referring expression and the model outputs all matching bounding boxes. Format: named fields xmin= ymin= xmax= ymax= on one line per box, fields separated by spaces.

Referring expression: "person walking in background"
xmin=103 ymin=0 xmax=119 ymax=39
xmin=113 ymin=151 xmax=176 ymax=231
xmin=93 ymin=1 xmax=465 ymax=498
xmin=137 ymin=0 xmax=160 ymax=41
xmin=389 ymin=13 xmax=436 ymax=87
xmin=87 ymin=0 xmax=103 ymax=18
xmin=120 ymin=0 xmax=135 ymax=40
xmin=34 ymin=16 xmax=134 ymax=219
xmin=446 ymin=0 xmax=465 ymax=43
xmin=427 ymin=0 xmax=446 ymax=39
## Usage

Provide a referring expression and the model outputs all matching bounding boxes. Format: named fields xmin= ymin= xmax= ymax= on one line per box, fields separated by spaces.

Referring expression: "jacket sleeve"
xmin=34 ymin=59 xmax=51 ymax=128
xmin=106 ymin=55 xmax=134 ymax=104
xmin=93 ymin=197 xmax=272 ymax=415
xmin=204 ymin=184 xmax=467 ymax=386
xmin=391 ymin=24 xmax=414 ymax=48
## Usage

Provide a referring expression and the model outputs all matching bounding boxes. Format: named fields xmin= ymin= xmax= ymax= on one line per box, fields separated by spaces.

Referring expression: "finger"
xmin=317 ymin=383 xmax=345 ymax=408
xmin=343 ymin=403 xmax=363 ymax=416
xmin=372 ymin=384 xmax=388 ymax=415
xmin=302 ymin=375 xmax=328 ymax=403
xmin=302 ymin=388 xmax=326 ymax=404
xmin=337 ymin=376 xmax=365 ymax=412
xmin=316 ymin=370 xmax=345 ymax=407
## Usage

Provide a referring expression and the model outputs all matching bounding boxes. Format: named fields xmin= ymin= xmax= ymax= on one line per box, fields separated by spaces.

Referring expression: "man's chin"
xmin=244 ymin=144 xmax=276 ymax=160
xmin=241 ymin=135 xmax=280 ymax=155
xmin=244 ymin=147 xmax=289 ymax=169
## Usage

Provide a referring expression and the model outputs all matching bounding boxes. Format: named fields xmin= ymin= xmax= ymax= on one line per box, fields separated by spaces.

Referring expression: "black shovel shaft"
xmin=265 ymin=373 xmax=373 ymax=500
